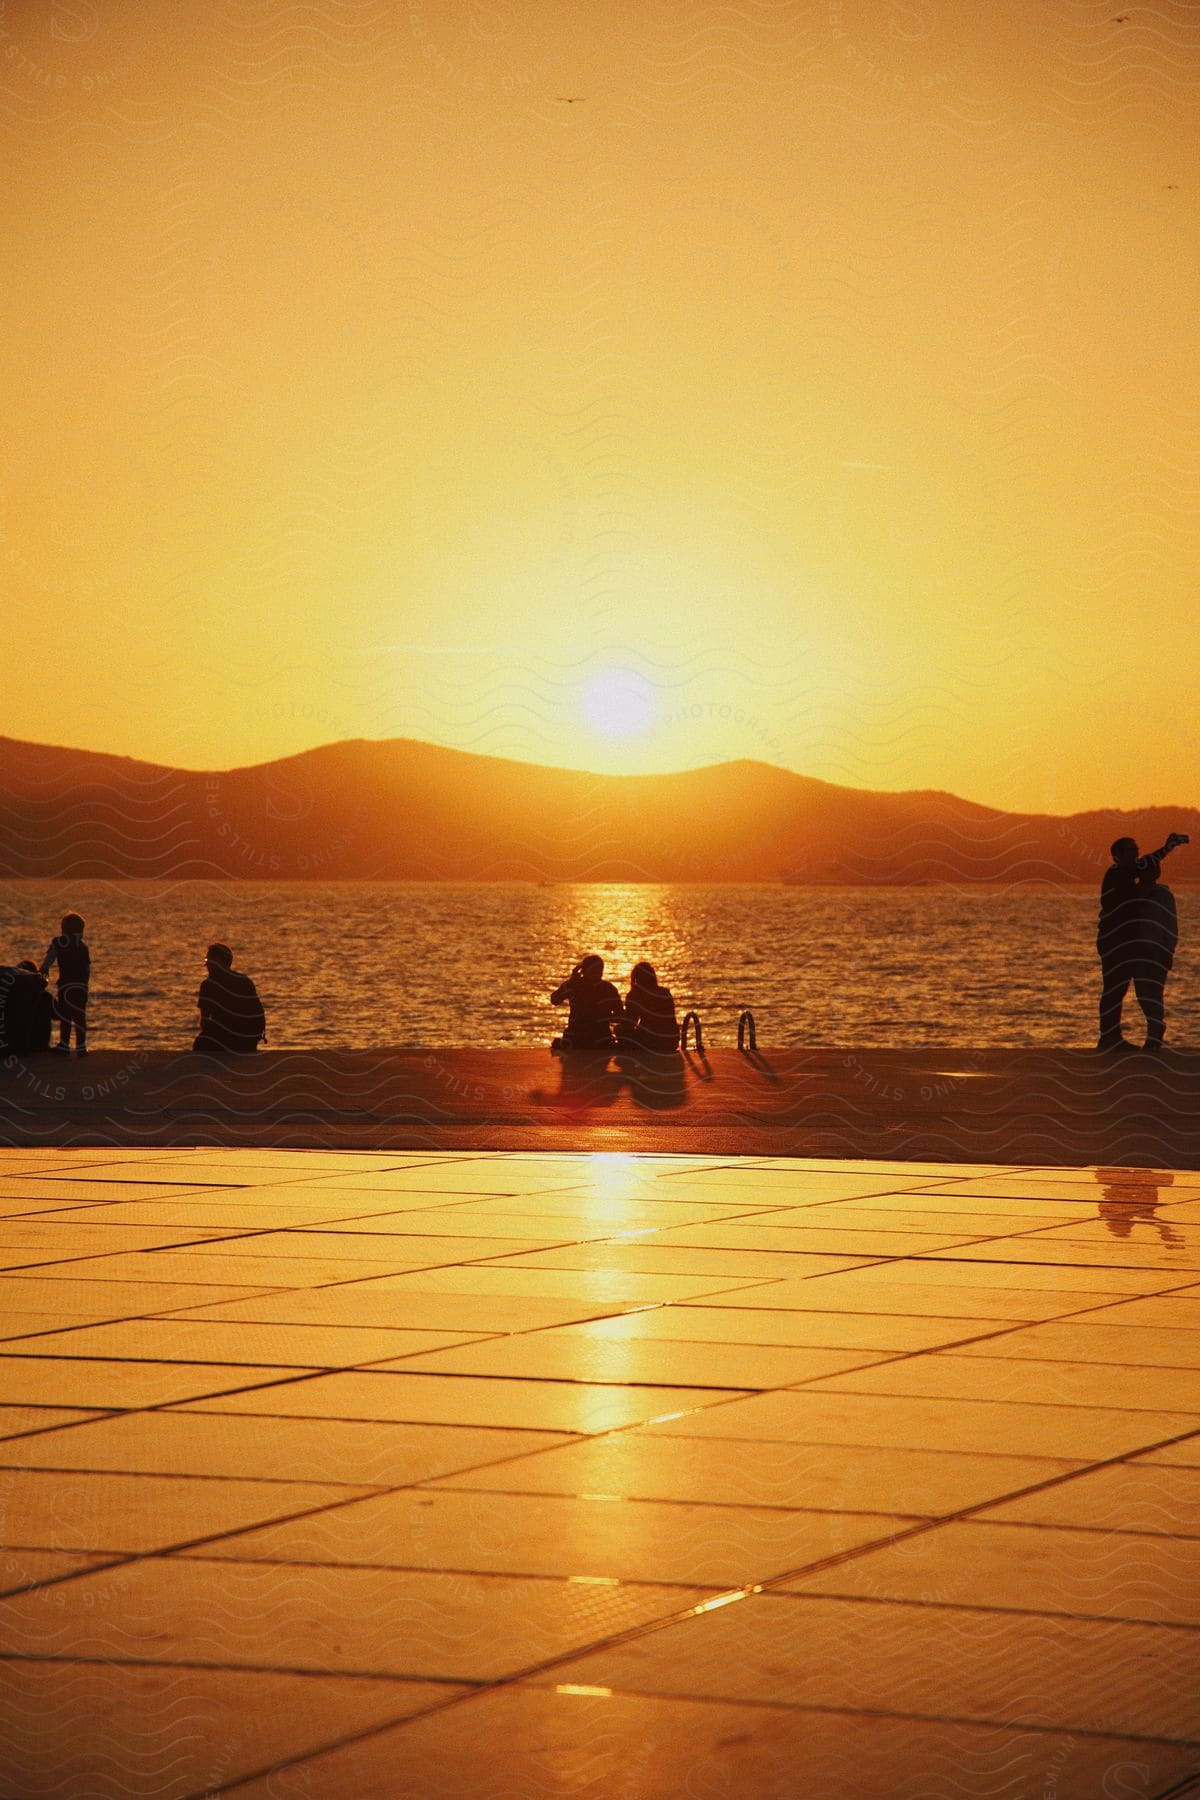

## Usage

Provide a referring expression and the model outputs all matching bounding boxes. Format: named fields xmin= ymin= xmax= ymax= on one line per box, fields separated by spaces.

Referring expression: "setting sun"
xmin=581 ymin=669 xmax=658 ymax=740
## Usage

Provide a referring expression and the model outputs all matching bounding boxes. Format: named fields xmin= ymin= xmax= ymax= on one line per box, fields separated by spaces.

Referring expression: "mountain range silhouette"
xmin=1 ymin=735 xmax=1194 ymax=884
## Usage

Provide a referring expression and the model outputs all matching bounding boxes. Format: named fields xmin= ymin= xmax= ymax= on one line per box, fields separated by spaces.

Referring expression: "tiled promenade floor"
xmin=0 ymin=1149 xmax=1198 ymax=1797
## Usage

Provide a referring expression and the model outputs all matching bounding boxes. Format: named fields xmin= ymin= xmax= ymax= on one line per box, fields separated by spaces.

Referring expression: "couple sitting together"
xmin=550 ymin=956 xmax=679 ymax=1058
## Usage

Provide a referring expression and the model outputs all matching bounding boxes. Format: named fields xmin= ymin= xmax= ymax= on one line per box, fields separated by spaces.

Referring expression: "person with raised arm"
xmin=549 ymin=954 xmax=621 ymax=1055
xmin=1096 ymin=831 xmax=1187 ymax=1053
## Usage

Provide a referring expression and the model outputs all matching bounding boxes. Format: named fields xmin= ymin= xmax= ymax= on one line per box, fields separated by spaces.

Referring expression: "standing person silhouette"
xmin=39 ymin=911 xmax=90 ymax=1057
xmin=1136 ymin=866 xmax=1179 ymax=1054
xmin=1096 ymin=831 xmax=1187 ymax=1052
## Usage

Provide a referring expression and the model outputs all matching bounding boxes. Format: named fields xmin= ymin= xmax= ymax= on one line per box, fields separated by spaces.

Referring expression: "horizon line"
xmin=0 ymin=727 xmax=1188 ymax=821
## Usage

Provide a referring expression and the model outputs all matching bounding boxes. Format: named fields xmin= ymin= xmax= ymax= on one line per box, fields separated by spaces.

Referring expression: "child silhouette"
xmin=39 ymin=911 xmax=90 ymax=1057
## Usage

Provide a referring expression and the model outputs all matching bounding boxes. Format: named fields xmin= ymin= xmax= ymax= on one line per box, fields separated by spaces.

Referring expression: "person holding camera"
xmin=1097 ymin=830 xmax=1187 ymax=1052
xmin=549 ymin=954 xmax=621 ymax=1054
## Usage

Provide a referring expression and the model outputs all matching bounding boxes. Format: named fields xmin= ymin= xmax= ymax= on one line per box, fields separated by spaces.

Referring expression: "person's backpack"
xmin=216 ymin=969 xmax=266 ymax=1049
xmin=236 ymin=973 xmax=267 ymax=1046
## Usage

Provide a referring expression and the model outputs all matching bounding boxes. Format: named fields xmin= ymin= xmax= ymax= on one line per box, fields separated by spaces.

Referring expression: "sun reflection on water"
xmin=548 ymin=885 xmax=695 ymax=1009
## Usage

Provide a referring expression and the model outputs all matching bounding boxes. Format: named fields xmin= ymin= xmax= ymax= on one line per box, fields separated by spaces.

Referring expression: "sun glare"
xmin=581 ymin=668 xmax=657 ymax=738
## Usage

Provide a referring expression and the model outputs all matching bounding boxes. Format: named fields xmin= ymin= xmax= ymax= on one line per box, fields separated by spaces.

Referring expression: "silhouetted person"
xmin=550 ymin=954 xmax=620 ymax=1053
xmin=39 ymin=911 xmax=90 ymax=1056
xmin=614 ymin=961 xmax=680 ymax=1055
xmin=0 ymin=962 xmax=55 ymax=1055
xmin=194 ymin=943 xmax=266 ymax=1054
xmin=17 ymin=961 xmax=55 ymax=1053
xmin=1096 ymin=832 xmax=1186 ymax=1051
xmin=1135 ymin=867 xmax=1178 ymax=1053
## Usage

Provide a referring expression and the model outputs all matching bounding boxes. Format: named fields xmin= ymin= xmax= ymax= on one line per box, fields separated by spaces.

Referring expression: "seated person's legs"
xmin=560 ymin=1032 xmax=613 ymax=1054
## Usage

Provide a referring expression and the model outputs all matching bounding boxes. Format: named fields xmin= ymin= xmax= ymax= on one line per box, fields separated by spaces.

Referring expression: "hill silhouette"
xmin=0 ymin=734 xmax=1194 ymax=884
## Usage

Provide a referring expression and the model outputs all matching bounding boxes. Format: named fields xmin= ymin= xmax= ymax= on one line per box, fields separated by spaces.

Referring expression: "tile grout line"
xmin=189 ymin=1685 xmax=1200 ymax=1800
xmin=7 ymin=1146 xmax=1200 ymax=1794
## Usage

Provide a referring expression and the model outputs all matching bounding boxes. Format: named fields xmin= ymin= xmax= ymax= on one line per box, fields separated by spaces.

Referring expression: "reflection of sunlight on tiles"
xmin=692 ymin=1587 xmax=758 ymax=1614
xmin=579 ymin=1154 xmax=647 ymax=1196
xmin=12 ymin=1144 xmax=1200 ymax=1792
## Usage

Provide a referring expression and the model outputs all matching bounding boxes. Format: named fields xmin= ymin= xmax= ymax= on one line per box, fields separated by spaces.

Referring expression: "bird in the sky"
xmin=555 ymin=96 xmax=586 ymax=103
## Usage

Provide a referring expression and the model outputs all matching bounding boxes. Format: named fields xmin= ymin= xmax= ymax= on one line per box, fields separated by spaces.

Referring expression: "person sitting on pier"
xmin=0 ymin=962 xmax=55 ymax=1056
xmin=193 ymin=943 xmax=267 ymax=1054
xmin=549 ymin=954 xmax=621 ymax=1054
xmin=614 ymin=961 xmax=680 ymax=1057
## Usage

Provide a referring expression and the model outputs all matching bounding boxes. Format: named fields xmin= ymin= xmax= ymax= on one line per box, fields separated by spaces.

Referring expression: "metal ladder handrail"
xmin=680 ymin=1009 xmax=704 ymax=1054
xmin=737 ymin=1008 xmax=757 ymax=1052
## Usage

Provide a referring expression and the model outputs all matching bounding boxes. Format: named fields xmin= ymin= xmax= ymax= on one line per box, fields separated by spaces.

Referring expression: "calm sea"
xmin=1 ymin=881 xmax=1195 ymax=1052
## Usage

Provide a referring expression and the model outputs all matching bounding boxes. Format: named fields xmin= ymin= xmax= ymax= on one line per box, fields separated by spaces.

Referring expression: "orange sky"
xmin=4 ymin=1 xmax=1197 ymax=813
